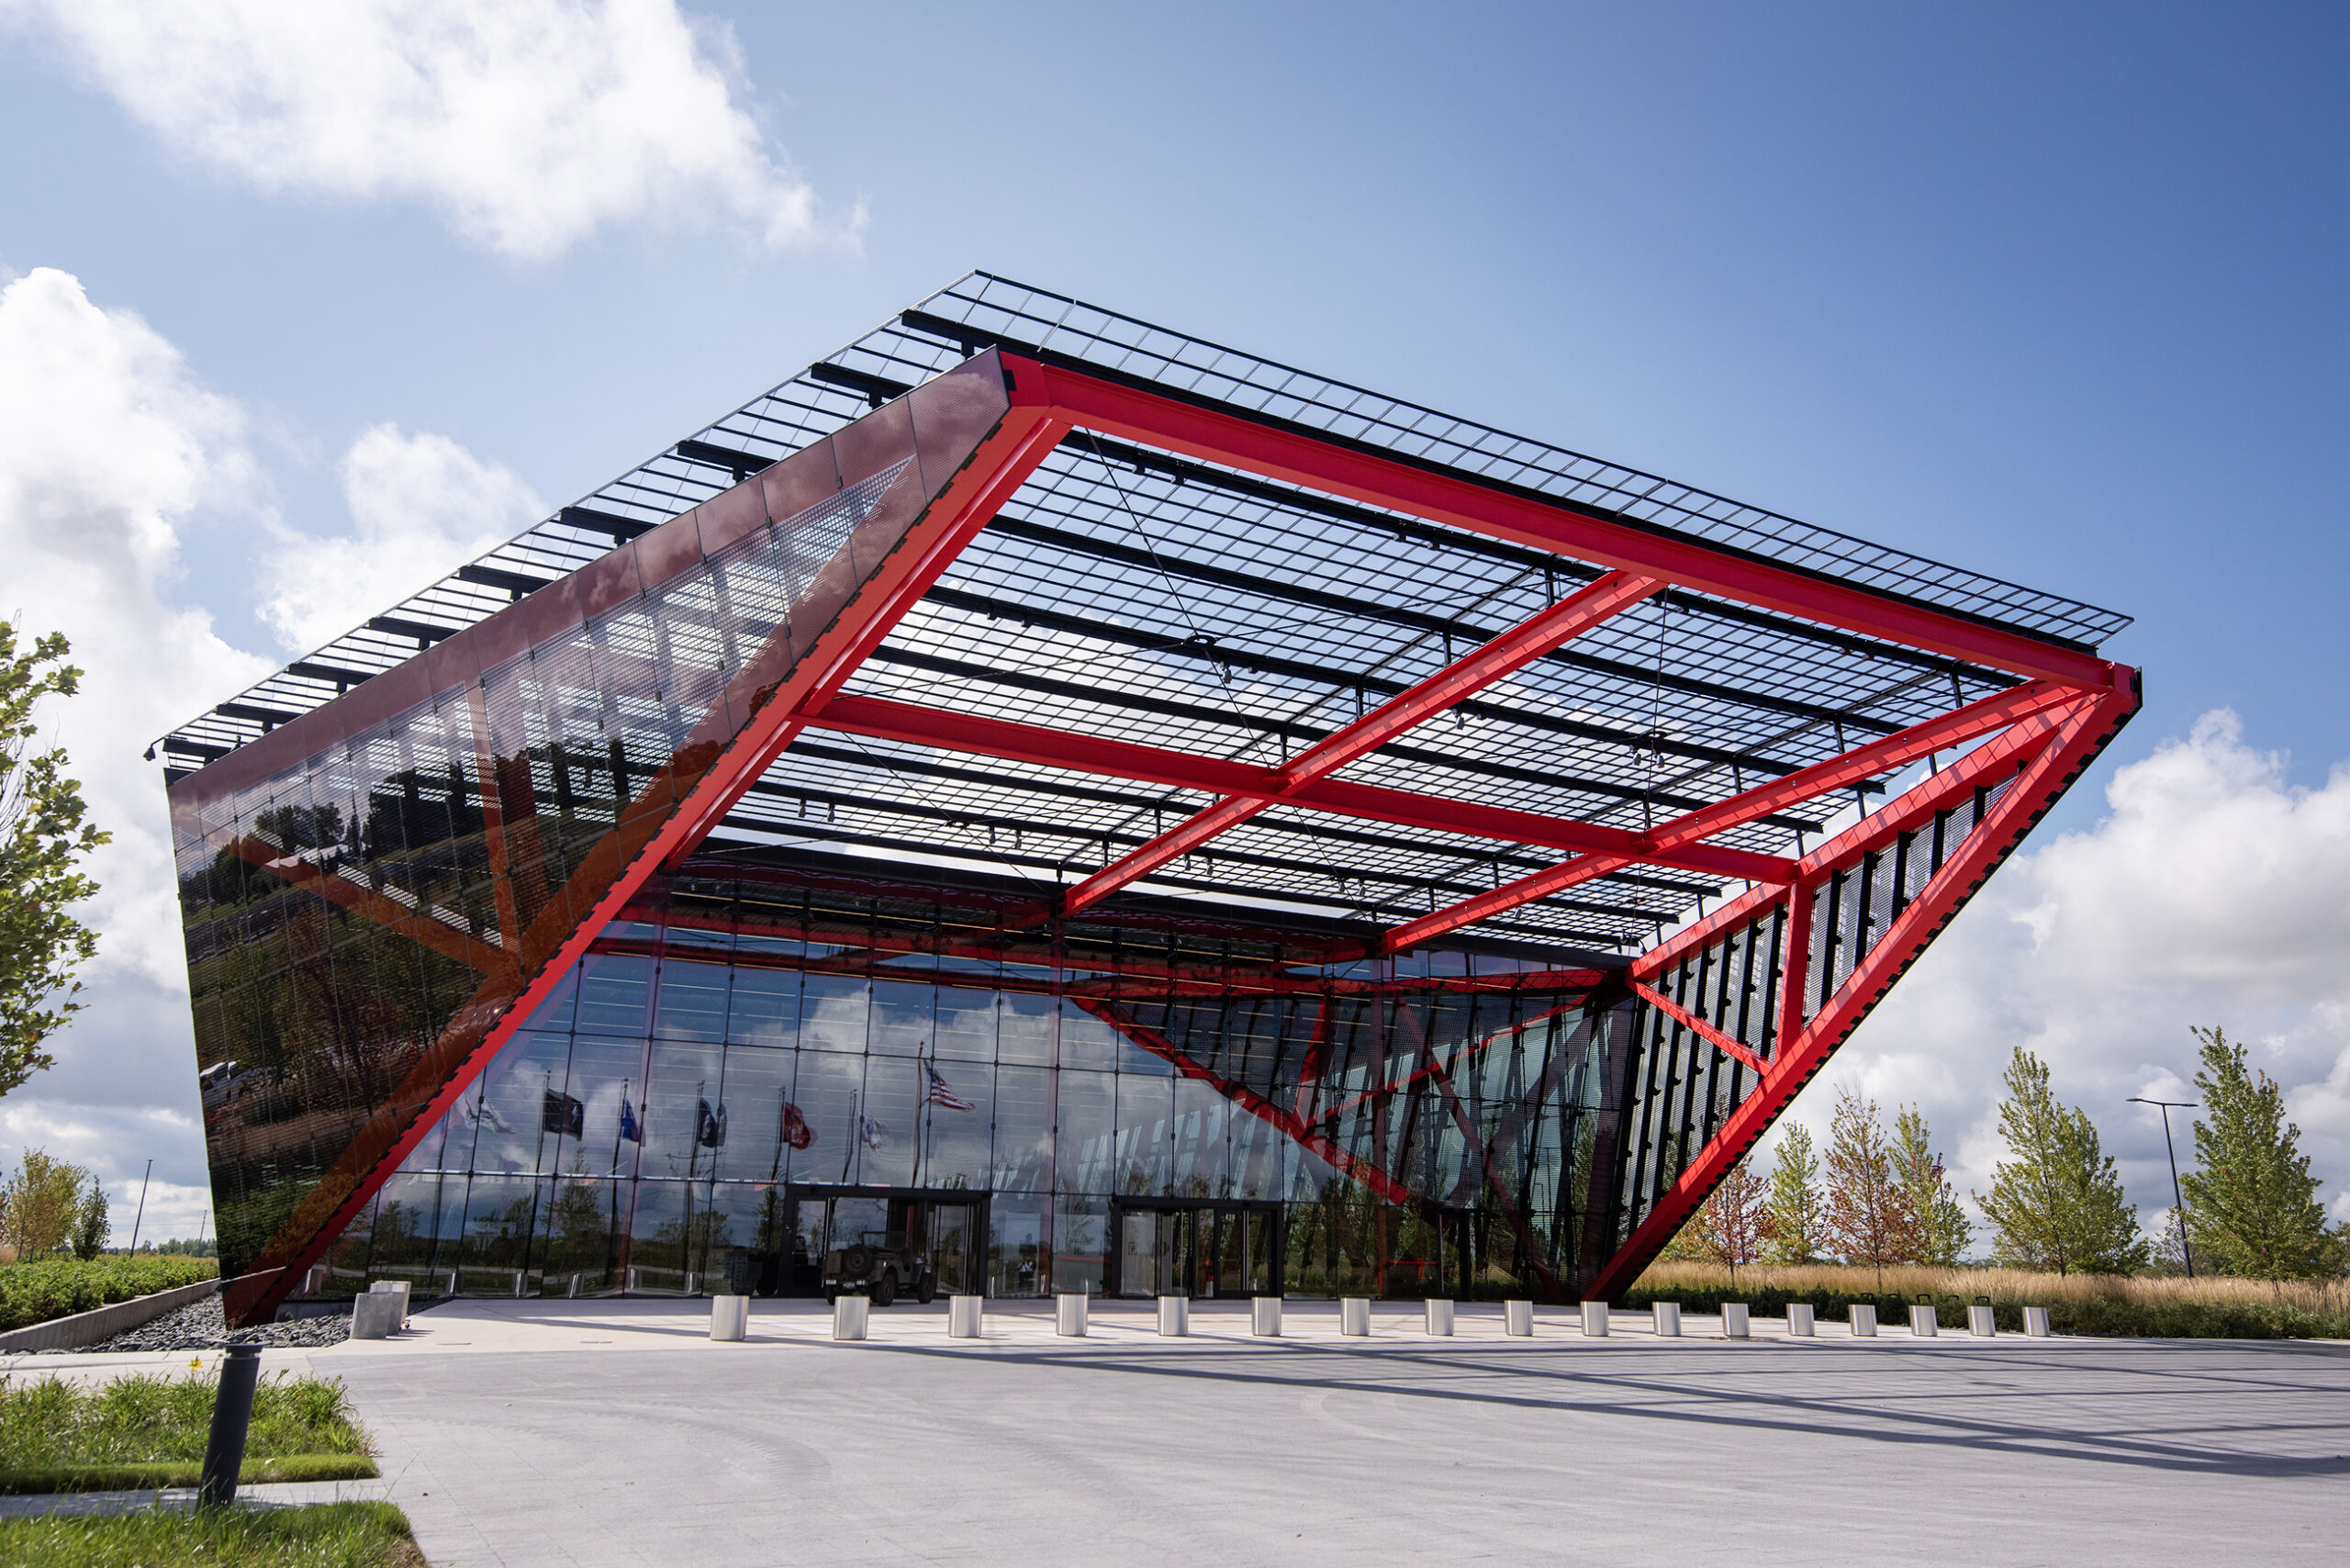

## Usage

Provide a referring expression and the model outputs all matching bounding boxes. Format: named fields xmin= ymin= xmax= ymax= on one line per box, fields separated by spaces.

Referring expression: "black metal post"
xmin=2130 ymin=1097 xmax=2198 ymax=1280
xmin=197 ymin=1343 xmax=263 ymax=1506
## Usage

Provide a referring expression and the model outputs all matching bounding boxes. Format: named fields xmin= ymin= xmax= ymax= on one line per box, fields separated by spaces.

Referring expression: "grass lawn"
xmin=0 ymin=1370 xmax=376 ymax=1495
xmin=0 ymin=1500 xmax=421 ymax=1566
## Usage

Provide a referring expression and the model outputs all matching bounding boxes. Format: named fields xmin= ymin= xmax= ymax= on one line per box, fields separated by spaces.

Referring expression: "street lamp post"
xmin=129 ymin=1159 xmax=153 ymax=1255
xmin=2129 ymin=1098 xmax=2198 ymax=1279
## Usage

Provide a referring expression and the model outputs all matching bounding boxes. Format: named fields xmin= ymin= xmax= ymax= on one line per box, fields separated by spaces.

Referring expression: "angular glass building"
xmin=160 ymin=276 xmax=2139 ymax=1326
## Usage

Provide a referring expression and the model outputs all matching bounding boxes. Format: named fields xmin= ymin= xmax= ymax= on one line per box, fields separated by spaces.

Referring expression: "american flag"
xmin=923 ymin=1058 xmax=975 ymax=1112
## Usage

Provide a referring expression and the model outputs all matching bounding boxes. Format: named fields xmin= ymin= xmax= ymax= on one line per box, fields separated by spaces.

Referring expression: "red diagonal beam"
xmin=1021 ymin=355 xmax=2119 ymax=689
xmin=801 ymin=693 xmax=1792 ymax=884
xmin=1053 ymin=571 xmax=1662 ymax=917
xmin=1383 ymin=678 xmax=2084 ymax=950
xmin=1628 ymin=979 xmax=1767 ymax=1075
xmin=1584 ymin=673 xmax=2138 ymax=1299
xmin=223 ymin=395 xmax=1067 ymax=1327
xmin=1310 ymin=999 xmax=1585 ymax=1131
xmin=1070 ymin=997 xmax=1434 ymax=1216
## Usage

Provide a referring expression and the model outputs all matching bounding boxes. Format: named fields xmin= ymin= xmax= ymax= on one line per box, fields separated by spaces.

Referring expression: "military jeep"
xmin=822 ymin=1230 xmax=935 ymax=1307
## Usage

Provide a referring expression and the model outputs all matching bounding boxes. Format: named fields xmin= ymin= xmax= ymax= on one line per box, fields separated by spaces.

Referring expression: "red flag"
xmin=780 ymin=1101 xmax=813 ymax=1150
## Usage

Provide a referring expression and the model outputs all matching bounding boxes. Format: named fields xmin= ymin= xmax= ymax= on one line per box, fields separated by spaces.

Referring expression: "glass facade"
xmin=302 ymin=857 xmax=1628 ymax=1305
xmin=171 ymin=355 xmax=1018 ymax=1323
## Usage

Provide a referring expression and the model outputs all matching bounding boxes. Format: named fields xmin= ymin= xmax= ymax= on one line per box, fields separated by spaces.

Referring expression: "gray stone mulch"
xmin=36 ymin=1294 xmax=352 ymax=1354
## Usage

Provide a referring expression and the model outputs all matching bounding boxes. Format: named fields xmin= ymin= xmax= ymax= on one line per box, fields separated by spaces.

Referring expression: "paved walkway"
xmin=9 ymin=1300 xmax=2346 ymax=1564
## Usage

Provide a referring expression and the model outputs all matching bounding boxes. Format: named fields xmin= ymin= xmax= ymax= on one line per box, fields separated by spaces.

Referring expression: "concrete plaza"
xmin=10 ymin=1298 xmax=2347 ymax=1564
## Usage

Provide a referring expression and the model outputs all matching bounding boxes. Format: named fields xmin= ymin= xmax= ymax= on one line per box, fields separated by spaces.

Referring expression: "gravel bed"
xmin=35 ymin=1294 xmax=352 ymax=1354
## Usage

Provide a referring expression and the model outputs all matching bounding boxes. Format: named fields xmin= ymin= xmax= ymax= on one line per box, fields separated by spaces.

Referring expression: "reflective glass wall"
xmin=298 ymin=856 xmax=1630 ymax=1304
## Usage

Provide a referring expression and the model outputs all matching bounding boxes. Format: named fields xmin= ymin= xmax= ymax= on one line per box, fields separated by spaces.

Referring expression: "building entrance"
xmin=1109 ymin=1199 xmax=1283 ymax=1299
xmin=775 ymin=1185 xmax=989 ymax=1300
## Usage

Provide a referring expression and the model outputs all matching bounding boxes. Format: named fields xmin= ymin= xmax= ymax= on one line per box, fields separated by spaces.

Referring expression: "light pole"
xmin=2129 ymin=1098 xmax=2197 ymax=1279
xmin=129 ymin=1159 xmax=153 ymax=1255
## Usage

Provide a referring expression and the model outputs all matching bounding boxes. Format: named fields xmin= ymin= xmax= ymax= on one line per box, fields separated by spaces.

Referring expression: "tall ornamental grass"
xmin=1625 ymin=1260 xmax=2350 ymax=1338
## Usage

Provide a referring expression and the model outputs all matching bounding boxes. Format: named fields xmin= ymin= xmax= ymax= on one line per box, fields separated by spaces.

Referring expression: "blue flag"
xmin=620 ymin=1094 xmax=643 ymax=1145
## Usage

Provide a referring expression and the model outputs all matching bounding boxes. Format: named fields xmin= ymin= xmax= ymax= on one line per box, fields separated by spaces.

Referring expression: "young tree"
xmin=1893 ymin=1105 xmax=1974 ymax=1265
xmin=2179 ymin=1026 xmax=2332 ymax=1280
xmin=1975 ymin=1047 xmax=2146 ymax=1275
xmin=1684 ymin=1150 xmax=1770 ymax=1284
xmin=1 ymin=623 xmax=109 ymax=1102
xmin=70 ymin=1182 xmax=108 ymax=1260
xmin=1821 ymin=1088 xmax=1920 ymax=1289
xmin=1762 ymin=1124 xmax=1826 ymax=1265
xmin=0 ymin=1148 xmax=91 ymax=1256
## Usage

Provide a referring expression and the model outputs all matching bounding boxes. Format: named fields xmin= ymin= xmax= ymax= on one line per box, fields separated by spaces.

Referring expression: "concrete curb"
xmin=0 ymin=1279 xmax=221 ymax=1354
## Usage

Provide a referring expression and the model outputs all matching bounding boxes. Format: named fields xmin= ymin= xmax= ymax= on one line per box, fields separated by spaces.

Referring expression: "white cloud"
xmin=0 ymin=267 xmax=275 ymax=992
xmin=2 ymin=0 xmax=856 ymax=263
xmin=259 ymin=423 xmax=543 ymax=653
xmin=0 ymin=268 xmax=550 ymax=1241
xmin=1788 ymin=710 xmax=2350 ymax=1236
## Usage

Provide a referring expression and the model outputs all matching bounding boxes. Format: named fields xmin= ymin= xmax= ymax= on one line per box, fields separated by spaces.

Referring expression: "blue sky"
xmin=0 ymin=1 xmax=2344 ymax=1242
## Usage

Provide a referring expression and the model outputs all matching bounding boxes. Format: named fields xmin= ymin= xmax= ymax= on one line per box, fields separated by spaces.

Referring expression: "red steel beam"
xmin=1583 ymin=672 xmax=2139 ymax=1299
xmin=801 ymin=693 xmax=1792 ymax=885
xmin=1054 ymin=571 xmax=1662 ymax=917
xmin=1070 ymin=997 xmax=1436 ymax=1216
xmin=226 ymin=402 xmax=1068 ymax=1327
xmin=1628 ymin=979 xmax=1767 ymax=1075
xmin=1018 ymin=355 xmax=2121 ymax=689
xmin=1383 ymin=678 xmax=2084 ymax=950
xmin=1631 ymin=684 xmax=2104 ymax=985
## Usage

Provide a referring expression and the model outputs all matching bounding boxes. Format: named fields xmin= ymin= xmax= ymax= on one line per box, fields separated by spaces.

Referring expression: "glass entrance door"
xmin=1112 ymin=1202 xmax=1281 ymax=1298
xmin=774 ymin=1185 xmax=989 ymax=1298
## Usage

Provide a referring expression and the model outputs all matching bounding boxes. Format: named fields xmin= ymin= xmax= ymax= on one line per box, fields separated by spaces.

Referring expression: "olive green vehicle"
xmin=822 ymin=1231 xmax=937 ymax=1307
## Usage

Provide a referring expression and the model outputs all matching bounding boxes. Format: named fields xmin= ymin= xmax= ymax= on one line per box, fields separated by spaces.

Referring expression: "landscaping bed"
xmin=0 ymin=1367 xmax=376 ymax=1495
xmin=0 ymin=1256 xmax=219 ymax=1333
xmin=1623 ymin=1261 xmax=2350 ymax=1338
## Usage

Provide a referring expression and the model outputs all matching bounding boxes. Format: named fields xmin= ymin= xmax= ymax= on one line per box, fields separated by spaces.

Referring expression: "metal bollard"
xmin=1908 ymin=1305 xmax=1939 ymax=1338
xmin=2023 ymin=1306 xmax=2052 ymax=1338
xmin=1968 ymin=1304 xmax=1997 ymax=1338
xmin=1723 ymin=1303 xmax=1751 ymax=1338
xmin=1055 ymin=1293 xmax=1089 ymax=1338
xmin=1158 ymin=1296 xmax=1190 ymax=1337
xmin=1504 ymin=1299 xmax=1534 ymax=1337
xmin=1850 ymin=1304 xmax=1878 ymax=1338
xmin=197 ymin=1344 xmax=262 ymax=1506
xmin=833 ymin=1294 xmax=869 ymax=1340
xmin=1580 ymin=1300 xmax=1610 ymax=1337
xmin=1651 ymin=1302 xmax=1681 ymax=1337
xmin=1786 ymin=1303 xmax=1816 ymax=1337
xmin=710 ymin=1295 xmax=747 ymax=1341
xmin=1424 ymin=1299 xmax=1455 ymax=1337
xmin=948 ymin=1295 xmax=983 ymax=1338
xmin=1251 ymin=1296 xmax=1282 ymax=1337
xmin=350 ymin=1293 xmax=401 ymax=1339
xmin=1339 ymin=1297 xmax=1371 ymax=1337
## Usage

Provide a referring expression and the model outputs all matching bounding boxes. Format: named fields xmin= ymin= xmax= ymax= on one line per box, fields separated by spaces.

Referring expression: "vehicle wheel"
xmin=841 ymin=1245 xmax=874 ymax=1279
xmin=872 ymin=1272 xmax=897 ymax=1308
xmin=916 ymin=1271 xmax=936 ymax=1306
xmin=822 ymin=1288 xmax=836 ymax=1305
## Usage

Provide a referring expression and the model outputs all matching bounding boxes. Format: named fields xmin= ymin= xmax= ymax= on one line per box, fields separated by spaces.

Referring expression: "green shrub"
xmin=0 ymin=1254 xmax=217 ymax=1331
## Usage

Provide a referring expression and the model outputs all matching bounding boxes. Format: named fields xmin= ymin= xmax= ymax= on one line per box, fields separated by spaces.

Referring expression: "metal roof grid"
xmin=157 ymin=270 xmax=2128 ymax=958
xmin=910 ymin=274 xmax=2132 ymax=648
